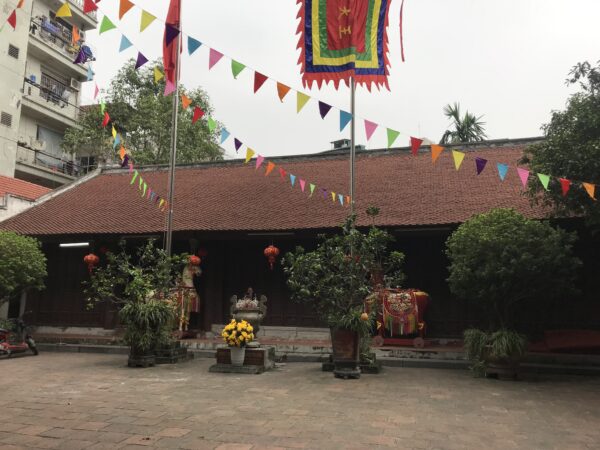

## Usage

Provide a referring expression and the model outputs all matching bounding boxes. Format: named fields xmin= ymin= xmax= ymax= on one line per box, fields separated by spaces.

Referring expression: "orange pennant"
xmin=17 ymin=0 xmax=25 ymax=8
xmin=181 ymin=94 xmax=192 ymax=109
xmin=346 ymin=195 xmax=350 ymax=205
xmin=119 ymin=0 xmax=135 ymax=19
xmin=277 ymin=82 xmax=291 ymax=102
xmin=119 ymin=146 xmax=126 ymax=161
xmin=72 ymin=25 xmax=80 ymax=44
xmin=265 ymin=162 xmax=275 ymax=176
xmin=582 ymin=182 xmax=596 ymax=200
xmin=431 ymin=145 xmax=444 ymax=163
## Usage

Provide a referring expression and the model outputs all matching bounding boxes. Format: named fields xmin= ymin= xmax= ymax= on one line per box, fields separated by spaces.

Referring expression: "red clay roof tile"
xmin=0 ymin=175 xmax=51 ymax=202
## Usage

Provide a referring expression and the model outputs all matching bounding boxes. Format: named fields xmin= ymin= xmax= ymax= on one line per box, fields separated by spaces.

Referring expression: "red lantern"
xmin=83 ymin=253 xmax=99 ymax=274
xmin=189 ymin=255 xmax=201 ymax=266
xmin=263 ymin=245 xmax=280 ymax=270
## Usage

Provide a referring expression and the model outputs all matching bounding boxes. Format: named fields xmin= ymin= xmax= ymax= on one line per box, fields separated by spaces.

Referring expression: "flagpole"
xmin=165 ymin=8 xmax=181 ymax=257
xmin=350 ymin=76 xmax=356 ymax=216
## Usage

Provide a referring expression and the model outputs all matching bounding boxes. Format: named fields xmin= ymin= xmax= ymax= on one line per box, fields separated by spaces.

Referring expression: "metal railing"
xmin=23 ymin=77 xmax=81 ymax=124
xmin=29 ymin=17 xmax=96 ymax=64
xmin=16 ymin=145 xmax=95 ymax=178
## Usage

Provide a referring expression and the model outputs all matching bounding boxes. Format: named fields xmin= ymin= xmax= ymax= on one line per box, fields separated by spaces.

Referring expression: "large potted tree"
xmin=85 ymin=240 xmax=187 ymax=367
xmin=283 ymin=215 xmax=405 ymax=379
xmin=445 ymin=208 xmax=581 ymax=379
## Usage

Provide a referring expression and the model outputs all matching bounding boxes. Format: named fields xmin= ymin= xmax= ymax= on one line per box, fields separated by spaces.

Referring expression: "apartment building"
xmin=0 ymin=0 xmax=98 ymax=189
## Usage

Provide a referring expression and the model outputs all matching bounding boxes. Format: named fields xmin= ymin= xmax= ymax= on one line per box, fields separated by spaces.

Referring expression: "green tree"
xmin=445 ymin=208 xmax=580 ymax=329
xmin=0 ymin=231 xmax=47 ymax=306
xmin=522 ymin=61 xmax=600 ymax=228
xmin=439 ymin=102 xmax=487 ymax=144
xmin=63 ymin=59 xmax=223 ymax=165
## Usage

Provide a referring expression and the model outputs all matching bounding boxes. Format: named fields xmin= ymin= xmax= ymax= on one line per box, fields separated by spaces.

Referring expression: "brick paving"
xmin=0 ymin=353 xmax=599 ymax=449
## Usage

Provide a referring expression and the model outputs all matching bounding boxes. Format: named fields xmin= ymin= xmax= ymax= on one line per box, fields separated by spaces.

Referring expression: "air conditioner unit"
xmin=17 ymin=135 xmax=28 ymax=145
xmin=31 ymin=139 xmax=46 ymax=151
xmin=70 ymin=78 xmax=81 ymax=91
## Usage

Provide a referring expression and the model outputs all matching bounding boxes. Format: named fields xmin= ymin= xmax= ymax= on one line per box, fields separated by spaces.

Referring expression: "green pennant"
xmin=387 ymin=128 xmax=400 ymax=147
xmin=309 ymin=184 xmax=316 ymax=197
xmin=99 ymin=16 xmax=116 ymax=34
xmin=130 ymin=171 xmax=138 ymax=184
xmin=537 ymin=173 xmax=550 ymax=190
xmin=231 ymin=60 xmax=246 ymax=79
xmin=100 ymin=100 xmax=106 ymax=115
xmin=207 ymin=117 xmax=217 ymax=132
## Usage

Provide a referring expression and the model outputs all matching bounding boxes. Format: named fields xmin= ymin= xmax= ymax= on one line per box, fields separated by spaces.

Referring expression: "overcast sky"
xmin=84 ymin=0 xmax=600 ymax=158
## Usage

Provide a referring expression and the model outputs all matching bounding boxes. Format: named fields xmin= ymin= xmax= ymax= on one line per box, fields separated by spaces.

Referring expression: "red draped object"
xmin=163 ymin=0 xmax=181 ymax=84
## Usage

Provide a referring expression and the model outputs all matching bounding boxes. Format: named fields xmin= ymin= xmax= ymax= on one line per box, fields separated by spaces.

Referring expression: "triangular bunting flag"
xmin=297 ymin=92 xmax=310 ymax=113
xmin=346 ymin=195 xmax=351 ymax=205
xmin=331 ymin=192 xmax=336 ymax=202
xmin=364 ymin=120 xmax=378 ymax=141
xmin=142 ymin=183 xmax=147 ymax=197
xmin=99 ymin=16 xmax=116 ymax=34
xmin=231 ymin=60 xmax=245 ymax=78
xmin=254 ymin=72 xmax=268 ymax=93
xmin=72 ymin=26 xmax=80 ymax=44
xmin=279 ymin=168 xmax=287 ymax=180
xmin=290 ymin=174 xmax=296 ymax=187
xmin=140 ymin=10 xmax=156 ymax=32
xmin=255 ymin=155 xmax=265 ymax=169
xmin=559 ymin=178 xmax=571 ymax=197
xmin=299 ymin=179 xmax=306 ymax=192
xmin=340 ymin=111 xmax=352 ymax=132
xmin=188 ymin=36 xmax=202 ymax=55
xmin=99 ymin=100 xmax=105 ymax=114
xmin=119 ymin=35 xmax=132 ymax=52
xmin=119 ymin=0 xmax=134 ymax=19
xmin=135 ymin=52 xmax=148 ymax=69
xmin=130 ymin=170 xmax=139 ymax=184
xmin=192 ymin=106 xmax=204 ymax=123
xmin=537 ymin=173 xmax=550 ymax=190
xmin=277 ymin=82 xmax=291 ymax=102
xmin=582 ymin=183 xmax=596 ymax=200
xmin=101 ymin=112 xmax=110 ymax=127
xmin=94 ymin=84 xmax=99 ymax=100
xmin=208 ymin=49 xmax=223 ymax=70
xmin=475 ymin=157 xmax=487 ymax=175
xmin=56 ymin=3 xmax=72 ymax=18
xmin=87 ymin=66 xmax=94 ymax=81
xmin=17 ymin=0 xmax=24 ymax=8
xmin=164 ymin=79 xmax=175 ymax=96
xmin=111 ymin=125 xmax=117 ymax=138
xmin=265 ymin=162 xmax=275 ymax=176
xmin=451 ymin=151 xmax=465 ymax=170
xmin=138 ymin=176 xmax=143 ymax=189
xmin=207 ymin=117 xmax=217 ymax=132
xmin=497 ymin=163 xmax=508 ymax=181
xmin=234 ymin=138 xmax=242 ymax=152
xmin=387 ymin=129 xmax=400 ymax=147
xmin=431 ymin=144 xmax=444 ymax=163
xmin=165 ymin=24 xmax=180 ymax=46
xmin=321 ymin=188 xmax=328 ymax=199
xmin=154 ymin=67 xmax=164 ymax=83
xmin=6 ymin=10 xmax=16 ymax=29
xmin=245 ymin=148 xmax=255 ymax=163
xmin=180 ymin=94 xmax=192 ymax=109
xmin=119 ymin=146 xmax=126 ymax=161
xmin=410 ymin=137 xmax=423 ymax=156
xmin=338 ymin=194 xmax=344 ymax=206
xmin=309 ymin=184 xmax=316 ymax=196
xmin=318 ymin=101 xmax=332 ymax=119
xmin=83 ymin=0 xmax=98 ymax=14
xmin=220 ymin=129 xmax=230 ymax=144
xmin=517 ymin=168 xmax=529 ymax=188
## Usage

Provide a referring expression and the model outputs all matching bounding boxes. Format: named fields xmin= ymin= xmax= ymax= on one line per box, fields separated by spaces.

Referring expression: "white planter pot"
xmin=229 ymin=346 xmax=246 ymax=366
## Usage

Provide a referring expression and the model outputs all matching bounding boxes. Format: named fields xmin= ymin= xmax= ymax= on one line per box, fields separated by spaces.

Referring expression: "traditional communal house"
xmin=1 ymin=137 xmax=599 ymax=338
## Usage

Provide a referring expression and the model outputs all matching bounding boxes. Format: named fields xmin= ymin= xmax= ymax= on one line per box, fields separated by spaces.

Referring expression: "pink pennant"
xmin=164 ymin=79 xmax=176 ymax=96
xmin=364 ymin=120 xmax=378 ymax=141
xmin=255 ymin=155 xmax=264 ymax=169
xmin=208 ymin=49 xmax=224 ymax=70
xmin=517 ymin=168 xmax=529 ymax=188
xmin=128 ymin=162 xmax=133 ymax=174
xmin=94 ymin=83 xmax=99 ymax=100
xmin=299 ymin=179 xmax=306 ymax=192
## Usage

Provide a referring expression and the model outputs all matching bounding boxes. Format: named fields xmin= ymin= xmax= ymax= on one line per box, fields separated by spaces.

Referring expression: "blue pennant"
xmin=220 ymin=129 xmax=230 ymax=144
xmin=188 ymin=36 xmax=202 ymax=55
xmin=340 ymin=110 xmax=352 ymax=132
xmin=497 ymin=163 xmax=508 ymax=181
xmin=119 ymin=35 xmax=133 ymax=52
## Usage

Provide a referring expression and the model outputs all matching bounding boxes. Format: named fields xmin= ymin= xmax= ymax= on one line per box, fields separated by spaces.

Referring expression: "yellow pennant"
xmin=431 ymin=145 xmax=444 ymax=163
xmin=154 ymin=67 xmax=164 ymax=83
xmin=55 ymin=3 xmax=72 ymax=18
xmin=111 ymin=125 xmax=117 ymax=139
xmin=140 ymin=10 xmax=156 ymax=32
xmin=245 ymin=148 xmax=255 ymax=163
xmin=297 ymin=92 xmax=310 ymax=113
xmin=331 ymin=191 xmax=336 ymax=202
xmin=452 ymin=150 xmax=465 ymax=170
xmin=582 ymin=182 xmax=596 ymax=200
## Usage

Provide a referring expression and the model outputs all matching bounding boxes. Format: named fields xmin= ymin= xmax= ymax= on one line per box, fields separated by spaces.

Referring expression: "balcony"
xmin=28 ymin=17 xmax=95 ymax=80
xmin=21 ymin=77 xmax=81 ymax=132
xmin=15 ymin=145 xmax=91 ymax=188
xmin=68 ymin=0 xmax=99 ymax=27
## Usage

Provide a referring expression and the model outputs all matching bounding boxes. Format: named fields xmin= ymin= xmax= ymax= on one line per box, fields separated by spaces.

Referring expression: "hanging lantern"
xmin=197 ymin=247 xmax=208 ymax=257
xmin=189 ymin=255 xmax=201 ymax=266
xmin=263 ymin=245 xmax=280 ymax=270
xmin=83 ymin=253 xmax=99 ymax=274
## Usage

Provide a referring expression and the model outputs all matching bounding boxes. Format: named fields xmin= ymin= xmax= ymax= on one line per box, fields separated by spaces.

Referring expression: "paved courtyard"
xmin=0 ymin=353 xmax=599 ymax=450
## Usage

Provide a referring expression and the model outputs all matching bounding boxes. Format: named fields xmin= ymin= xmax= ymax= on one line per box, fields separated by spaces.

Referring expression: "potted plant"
xmin=446 ymin=208 xmax=581 ymax=379
xmin=283 ymin=214 xmax=405 ymax=378
xmin=221 ymin=319 xmax=254 ymax=366
xmin=84 ymin=240 xmax=188 ymax=367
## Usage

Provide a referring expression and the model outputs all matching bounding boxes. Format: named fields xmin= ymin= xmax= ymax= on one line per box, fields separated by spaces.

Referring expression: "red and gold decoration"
xmin=83 ymin=253 xmax=100 ymax=274
xmin=189 ymin=255 xmax=201 ymax=266
xmin=264 ymin=245 xmax=280 ymax=270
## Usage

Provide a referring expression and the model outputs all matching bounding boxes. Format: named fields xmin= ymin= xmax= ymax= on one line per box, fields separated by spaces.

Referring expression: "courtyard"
xmin=0 ymin=353 xmax=598 ymax=449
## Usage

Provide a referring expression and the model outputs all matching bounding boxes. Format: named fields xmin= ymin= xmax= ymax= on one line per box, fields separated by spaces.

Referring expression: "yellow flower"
xmin=241 ymin=331 xmax=248 ymax=338
xmin=247 ymin=325 xmax=253 ymax=332
xmin=239 ymin=335 xmax=245 ymax=341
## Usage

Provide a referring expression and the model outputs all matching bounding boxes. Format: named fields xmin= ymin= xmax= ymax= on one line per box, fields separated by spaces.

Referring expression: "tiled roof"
xmin=0 ymin=175 xmax=51 ymax=202
xmin=0 ymin=140 xmax=548 ymax=236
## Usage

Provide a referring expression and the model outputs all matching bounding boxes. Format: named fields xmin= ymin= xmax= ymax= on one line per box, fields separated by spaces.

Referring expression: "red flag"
xmin=6 ymin=10 xmax=16 ymax=29
xmin=410 ymin=137 xmax=423 ymax=156
xmin=163 ymin=0 xmax=181 ymax=84
xmin=192 ymin=106 xmax=204 ymax=124
xmin=101 ymin=112 xmax=110 ymax=128
xmin=254 ymin=72 xmax=268 ymax=93
xmin=83 ymin=0 xmax=97 ymax=14
xmin=559 ymin=178 xmax=571 ymax=197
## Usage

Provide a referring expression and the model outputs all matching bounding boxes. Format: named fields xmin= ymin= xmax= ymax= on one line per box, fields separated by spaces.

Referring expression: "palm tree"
xmin=440 ymin=102 xmax=487 ymax=144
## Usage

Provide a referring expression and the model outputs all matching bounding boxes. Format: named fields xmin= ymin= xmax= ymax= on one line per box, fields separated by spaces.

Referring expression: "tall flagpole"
xmin=350 ymin=76 xmax=356 ymax=216
xmin=165 ymin=5 xmax=181 ymax=257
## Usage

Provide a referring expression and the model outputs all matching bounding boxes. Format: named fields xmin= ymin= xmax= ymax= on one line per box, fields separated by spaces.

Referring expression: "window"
xmin=8 ymin=44 xmax=19 ymax=59
xmin=39 ymin=69 xmax=70 ymax=105
xmin=1 ymin=112 xmax=12 ymax=128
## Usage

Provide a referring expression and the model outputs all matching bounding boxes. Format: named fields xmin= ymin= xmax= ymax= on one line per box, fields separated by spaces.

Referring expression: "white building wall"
xmin=0 ymin=193 xmax=35 ymax=221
